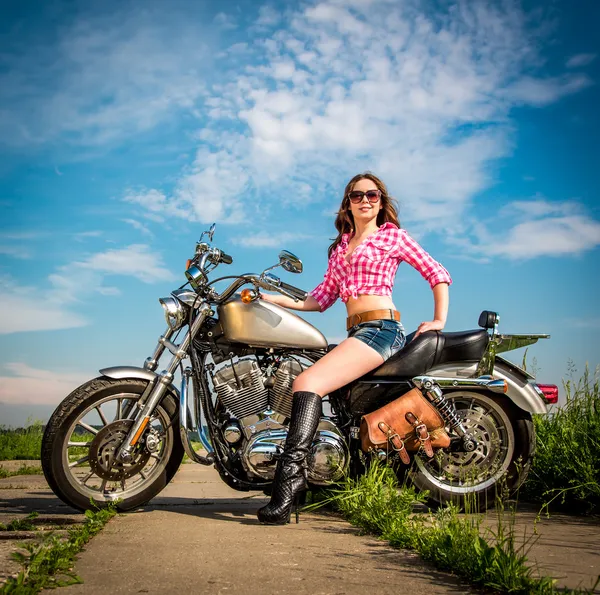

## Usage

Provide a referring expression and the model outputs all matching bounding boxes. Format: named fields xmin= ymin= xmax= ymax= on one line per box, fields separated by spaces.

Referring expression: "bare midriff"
xmin=345 ymin=294 xmax=397 ymax=317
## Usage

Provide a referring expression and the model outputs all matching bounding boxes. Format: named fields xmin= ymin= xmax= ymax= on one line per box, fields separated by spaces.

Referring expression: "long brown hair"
xmin=327 ymin=172 xmax=400 ymax=258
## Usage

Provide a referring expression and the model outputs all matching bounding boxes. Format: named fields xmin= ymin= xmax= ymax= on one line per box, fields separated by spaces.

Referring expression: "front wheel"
xmin=42 ymin=377 xmax=184 ymax=511
xmin=408 ymin=391 xmax=534 ymax=512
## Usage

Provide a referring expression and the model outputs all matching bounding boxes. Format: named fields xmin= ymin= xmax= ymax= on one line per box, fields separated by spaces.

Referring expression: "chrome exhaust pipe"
xmin=180 ymin=367 xmax=214 ymax=466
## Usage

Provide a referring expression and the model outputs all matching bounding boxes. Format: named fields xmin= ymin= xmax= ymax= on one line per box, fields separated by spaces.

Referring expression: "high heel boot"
xmin=257 ymin=391 xmax=322 ymax=524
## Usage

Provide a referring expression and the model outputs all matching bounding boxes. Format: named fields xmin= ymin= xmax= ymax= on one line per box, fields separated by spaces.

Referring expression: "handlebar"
xmin=279 ymin=280 xmax=307 ymax=302
xmin=203 ymin=273 xmax=307 ymax=305
xmin=189 ymin=243 xmax=305 ymax=304
xmin=218 ymin=251 xmax=233 ymax=265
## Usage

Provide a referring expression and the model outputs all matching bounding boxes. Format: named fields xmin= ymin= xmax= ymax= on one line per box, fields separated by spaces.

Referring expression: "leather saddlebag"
xmin=359 ymin=387 xmax=451 ymax=464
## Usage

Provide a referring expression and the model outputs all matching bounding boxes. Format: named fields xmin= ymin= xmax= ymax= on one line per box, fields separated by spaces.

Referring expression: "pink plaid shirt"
xmin=309 ymin=222 xmax=452 ymax=312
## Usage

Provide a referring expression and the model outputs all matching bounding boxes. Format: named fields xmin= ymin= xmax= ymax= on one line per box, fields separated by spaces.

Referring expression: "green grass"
xmin=0 ymin=422 xmax=43 ymax=461
xmin=309 ymin=462 xmax=598 ymax=594
xmin=0 ymin=503 xmax=118 ymax=594
xmin=521 ymin=366 xmax=600 ymax=514
xmin=0 ymin=512 xmax=39 ymax=532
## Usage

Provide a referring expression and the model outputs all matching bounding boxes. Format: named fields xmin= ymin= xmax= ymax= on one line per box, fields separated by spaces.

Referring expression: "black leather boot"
xmin=257 ymin=391 xmax=322 ymax=525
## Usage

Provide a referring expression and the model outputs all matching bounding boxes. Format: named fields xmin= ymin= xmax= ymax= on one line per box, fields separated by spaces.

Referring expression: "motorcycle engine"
xmin=211 ymin=357 xmax=347 ymax=485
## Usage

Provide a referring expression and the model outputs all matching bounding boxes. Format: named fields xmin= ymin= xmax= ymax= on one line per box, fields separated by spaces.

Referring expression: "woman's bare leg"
xmin=258 ymin=337 xmax=384 ymax=524
xmin=292 ymin=337 xmax=384 ymax=396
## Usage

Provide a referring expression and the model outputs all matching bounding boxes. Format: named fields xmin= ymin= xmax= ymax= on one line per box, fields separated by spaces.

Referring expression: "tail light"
xmin=536 ymin=383 xmax=558 ymax=404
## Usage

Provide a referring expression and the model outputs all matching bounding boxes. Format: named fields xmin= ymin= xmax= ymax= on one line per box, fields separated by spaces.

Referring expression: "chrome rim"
xmin=61 ymin=392 xmax=174 ymax=503
xmin=414 ymin=392 xmax=515 ymax=495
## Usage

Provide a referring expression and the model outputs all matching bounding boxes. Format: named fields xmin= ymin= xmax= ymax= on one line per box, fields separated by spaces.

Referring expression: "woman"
xmin=257 ymin=172 xmax=452 ymax=524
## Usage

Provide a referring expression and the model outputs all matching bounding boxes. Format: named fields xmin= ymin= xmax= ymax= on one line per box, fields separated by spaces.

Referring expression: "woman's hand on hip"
xmin=415 ymin=319 xmax=445 ymax=337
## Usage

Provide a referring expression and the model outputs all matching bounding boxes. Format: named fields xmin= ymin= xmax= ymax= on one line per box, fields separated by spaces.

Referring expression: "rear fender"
xmin=426 ymin=358 xmax=547 ymax=415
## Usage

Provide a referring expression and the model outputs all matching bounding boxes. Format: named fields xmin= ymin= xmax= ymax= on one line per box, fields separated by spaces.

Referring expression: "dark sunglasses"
xmin=347 ymin=189 xmax=381 ymax=204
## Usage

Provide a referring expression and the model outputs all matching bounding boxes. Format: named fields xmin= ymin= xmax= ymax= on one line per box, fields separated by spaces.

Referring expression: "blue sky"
xmin=1 ymin=0 xmax=599 ymax=426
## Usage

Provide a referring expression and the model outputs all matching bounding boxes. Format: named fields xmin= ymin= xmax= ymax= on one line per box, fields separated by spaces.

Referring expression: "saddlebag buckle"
xmin=378 ymin=421 xmax=410 ymax=464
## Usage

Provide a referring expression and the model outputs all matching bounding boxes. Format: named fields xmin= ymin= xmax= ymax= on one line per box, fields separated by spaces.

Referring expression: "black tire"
xmin=408 ymin=392 xmax=534 ymax=512
xmin=42 ymin=376 xmax=184 ymax=512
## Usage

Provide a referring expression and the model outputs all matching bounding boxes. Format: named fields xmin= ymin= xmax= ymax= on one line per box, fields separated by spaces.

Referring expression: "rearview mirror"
xmin=200 ymin=223 xmax=216 ymax=243
xmin=279 ymin=250 xmax=303 ymax=274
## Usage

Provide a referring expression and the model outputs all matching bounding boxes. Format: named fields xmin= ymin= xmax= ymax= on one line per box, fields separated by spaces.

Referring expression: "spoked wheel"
xmin=408 ymin=392 xmax=534 ymax=511
xmin=42 ymin=377 xmax=184 ymax=511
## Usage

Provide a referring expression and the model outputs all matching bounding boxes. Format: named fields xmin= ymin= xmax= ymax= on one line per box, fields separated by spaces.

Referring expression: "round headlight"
xmin=158 ymin=297 xmax=186 ymax=330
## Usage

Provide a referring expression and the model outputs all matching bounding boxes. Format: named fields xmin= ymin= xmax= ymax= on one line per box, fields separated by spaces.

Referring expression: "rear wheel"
xmin=41 ymin=377 xmax=184 ymax=511
xmin=408 ymin=391 xmax=534 ymax=511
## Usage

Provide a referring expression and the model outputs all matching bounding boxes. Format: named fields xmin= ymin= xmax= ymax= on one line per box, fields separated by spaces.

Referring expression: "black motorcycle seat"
xmin=327 ymin=329 xmax=489 ymax=379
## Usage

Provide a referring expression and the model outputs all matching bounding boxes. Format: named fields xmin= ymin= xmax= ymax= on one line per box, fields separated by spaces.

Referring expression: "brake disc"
xmin=89 ymin=419 xmax=151 ymax=481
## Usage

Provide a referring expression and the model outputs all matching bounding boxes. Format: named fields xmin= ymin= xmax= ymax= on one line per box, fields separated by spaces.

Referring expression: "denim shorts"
xmin=348 ymin=319 xmax=406 ymax=361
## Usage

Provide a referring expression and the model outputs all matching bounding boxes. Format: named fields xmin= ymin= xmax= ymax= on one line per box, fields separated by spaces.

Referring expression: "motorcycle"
xmin=41 ymin=224 xmax=558 ymax=513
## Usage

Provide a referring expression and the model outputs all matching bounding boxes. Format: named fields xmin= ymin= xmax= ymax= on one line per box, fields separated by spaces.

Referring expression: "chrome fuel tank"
xmin=218 ymin=296 xmax=328 ymax=350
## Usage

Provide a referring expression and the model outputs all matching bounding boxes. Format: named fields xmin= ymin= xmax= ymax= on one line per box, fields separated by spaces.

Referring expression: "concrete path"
xmin=1 ymin=462 xmax=599 ymax=594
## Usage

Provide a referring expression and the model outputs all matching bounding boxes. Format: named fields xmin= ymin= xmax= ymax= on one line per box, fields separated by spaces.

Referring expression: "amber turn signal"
xmin=185 ymin=259 xmax=192 ymax=270
xmin=240 ymin=288 xmax=257 ymax=303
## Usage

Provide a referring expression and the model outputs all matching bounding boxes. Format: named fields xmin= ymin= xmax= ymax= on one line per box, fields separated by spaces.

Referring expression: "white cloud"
xmin=125 ymin=0 xmax=595 ymax=238
xmin=503 ymin=74 xmax=591 ymax=106
xmin=0 ymin=245 xmax=174 ymax=334
xmin=455 ymin=199 xmax=600 ymax=260
xmin=124 ymin=148 xmax=249 ymax=225
xmin=0 ymin=245 xmax=31 ymax=259
xmin=213 ymin=12 xmax=237 ymax=30
xmin=499 ymin=197 xmax=582 ymax=218
xmin=0 ymin=230 xmax=39 ymax=259
xmin=485 ymin=215 xmax=600 ymax=259
xmin=0 ymin=7 xmax=213 ymax=147
xmin=566 ymin=53 xmax=597 ymax=68
xmin=74 ymin=230 xmax=103 ymax=241
xmin=7 ymin=1 xmax=595 ymax=256
xmin=0 ymin=363 xmax=91 ymax=406
xmin=0 ymin=231 xmax=39 ymax=241
xmin=255 ymin=5 xmax=281 ymax=28
xmin=232 ymin=232 xmax=312 ymax=248
xmin=122 ymin=218 xmax=153 ymax=236
xmin=69 ymin=244 xmax=176 ymax=284
xmin=0 ymin=285 xmax=88 ymax=334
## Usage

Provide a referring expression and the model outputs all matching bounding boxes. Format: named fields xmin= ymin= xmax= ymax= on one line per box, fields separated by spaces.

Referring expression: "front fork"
xmin=117 ymin=302 xmax=213 ymax=463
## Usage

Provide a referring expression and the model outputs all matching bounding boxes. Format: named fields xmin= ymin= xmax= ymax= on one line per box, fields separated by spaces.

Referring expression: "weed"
xmin=0 ymin=512 xmax=39 ymax=532
xmin=0 ymin=502 xmax=118 ymax=593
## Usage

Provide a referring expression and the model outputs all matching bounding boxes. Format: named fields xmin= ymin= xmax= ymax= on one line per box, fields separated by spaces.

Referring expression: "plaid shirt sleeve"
xmin=308 ymin=257 xmax=339 ymax=312
xmin=390 ymin=228 xmax=452 ymax=289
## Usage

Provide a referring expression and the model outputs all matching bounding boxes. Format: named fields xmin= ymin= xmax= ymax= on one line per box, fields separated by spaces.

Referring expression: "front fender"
xmin=100 ymin=366 xmax=181 ymax=399
xmin=426 ymin=358 xmax=547 ymax=415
